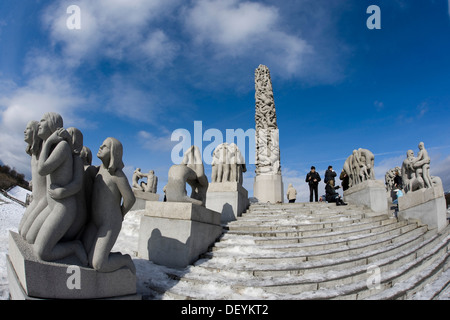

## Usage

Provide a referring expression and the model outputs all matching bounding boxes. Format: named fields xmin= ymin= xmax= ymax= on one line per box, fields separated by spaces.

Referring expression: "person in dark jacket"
xmin=326 ymin=180 xmax=347 ymax=206
xmin=393 ymin=170 xmax=403 ymax=190
xmin=306 ymin=166 xmax=321 ymax=202
xmin=340 ymin=169 xmax=350 ymax=191
xmin=324 ymin=166 xmax=337 ymax=184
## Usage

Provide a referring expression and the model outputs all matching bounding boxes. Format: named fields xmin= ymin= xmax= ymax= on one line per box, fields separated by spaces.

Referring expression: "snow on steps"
xmin=148 ymin=203 xmax=450 ymax=300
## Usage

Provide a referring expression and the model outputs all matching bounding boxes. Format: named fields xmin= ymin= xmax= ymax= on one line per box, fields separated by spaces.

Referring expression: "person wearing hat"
xmin=286 ymin=184 xmax=297 ymax=203
xmin=305 ymin=166 xmax=321 ymax=202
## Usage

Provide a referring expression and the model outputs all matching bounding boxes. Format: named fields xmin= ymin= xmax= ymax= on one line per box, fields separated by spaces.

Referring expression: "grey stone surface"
xmin=253 ymin=65 xmax=284 ymax=203
xmin=206 ymin=182 xmax=249 ymax=224
xmin=343 ymin=179 xmax=388 ymax=215
xmin=398 ymin=184 xmax=448 ymax=232
xmin=138 ymin=202 xmax=222 ymax=268
xmin=8 ymin=231 xmax=137 ymax=300
xmin=254 ymin=174 xmax=284 ymax=204
xmin=130 ymin=190 xmax=160 ymax=211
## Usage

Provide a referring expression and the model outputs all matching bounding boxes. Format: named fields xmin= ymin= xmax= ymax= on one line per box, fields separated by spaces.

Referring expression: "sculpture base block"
xmin=7 ymin=232 xmax=138 ymax=300
xmin=344 ymin=180 xmax=388 ymax=215
xmin=138 ymin=202 xmax=222 ymax=268
xmin=398 ymin=185 xmax=448 ymax=232
xmin=131 ymin=190 xmax=160 ymax=211
xmin=253 ymin=174 xmax=284 ymax=204
xmin=206 ymin=182 xmax=249 ymax=224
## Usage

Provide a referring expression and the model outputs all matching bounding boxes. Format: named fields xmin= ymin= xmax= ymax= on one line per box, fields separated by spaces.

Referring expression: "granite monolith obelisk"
xmin=253 ymin=65 xmax=284 ymax=203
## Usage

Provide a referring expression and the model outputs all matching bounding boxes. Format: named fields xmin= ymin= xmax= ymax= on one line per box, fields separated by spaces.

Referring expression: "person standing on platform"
xmin=324 ymin=166 xmax=337 ymax=185
xmin=287 ymin=184 xmax=297 ymax=203
xmin=306 ymin=166 xmax=321 ymax=202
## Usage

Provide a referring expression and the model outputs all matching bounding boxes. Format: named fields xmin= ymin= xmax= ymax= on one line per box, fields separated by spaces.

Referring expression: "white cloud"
xmin=184 ymin=0 xmax=312 ymax=77
xmin=42 ymin=0 xmax=181 ymax=66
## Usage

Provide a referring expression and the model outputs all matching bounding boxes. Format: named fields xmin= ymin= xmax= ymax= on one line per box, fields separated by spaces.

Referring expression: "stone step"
xmin=206 ymin=225 xmax=429 ymax=265
xmin=225 ymin=216 xmax=394 ymax=237
xmin=214 ymin=221 xmax=419 ymax=256
xmin=198 ymin=226 xmax=429 ymax=278
xmin=226 ymin=215 xmax=388 ymax=232
xmin=159 ymin=226 xmax=450 ymax=300
xmin=219 ymin=220 xmax=412 ymax=247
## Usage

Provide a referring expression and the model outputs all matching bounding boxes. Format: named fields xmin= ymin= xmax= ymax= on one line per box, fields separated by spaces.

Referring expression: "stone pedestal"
xmin=253 ymin=174 xmax=284 ymax=204
xmin=7 ymin=231 xmax=138 ymax=300
xmin=138 ymin=202 xmax=222 ymax=268
xmin=398 ymin=185 xmax=448 ymax=232
xmin=131 ymin=190 xmax=160 ymax=211
xmin=344 ymin=180 xmax=388 ymax=215
xmin=206 ymin=182 xmax=249 ymax=224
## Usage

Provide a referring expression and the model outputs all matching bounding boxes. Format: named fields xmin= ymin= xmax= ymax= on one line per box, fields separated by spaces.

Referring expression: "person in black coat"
xmin=324 ymin=166 xmax=337 ymax=184
xmin=325 ymin=180 xmax=347 ymax=206
xmin=340 ymin=169 xmax=350 ymax=191
xmin=306 ymin=166 xmax=321 ymax=202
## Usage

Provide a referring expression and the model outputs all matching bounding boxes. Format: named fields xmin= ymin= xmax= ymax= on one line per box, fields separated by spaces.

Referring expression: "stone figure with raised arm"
xmin=82 ymin=137 xmax=136 ymax=273
xmin=165 ymin=145 xmax=209 ymax=206
xmin=19 ymin=121 xmax=46 ymax=239
xmin=132 ymin=168 xmax=145 ymax=191
xmin=27 ymin=113 xmax=87 ymax=264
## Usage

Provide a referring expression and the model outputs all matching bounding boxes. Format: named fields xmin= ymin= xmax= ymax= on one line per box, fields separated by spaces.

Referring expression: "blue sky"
xmin=0 ymin=0 xmax=449 ymax=202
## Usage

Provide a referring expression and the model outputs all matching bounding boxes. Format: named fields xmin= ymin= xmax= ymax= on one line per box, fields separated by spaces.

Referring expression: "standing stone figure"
xmin=228 ymin=143 xmax=247 ymax=185
xmin=19 ymin=121 xmax=46 ymax=239
xmin=143 ymin=170 xmax=158 ymax=193
xmin=82 ymin=137 xmax=136 ymax=273
xmin=255 ymin=65 xmax=281 ymax=176
xmin=413 ymin=142 xmax=432 ymax=189
xmin=401 ymin=143 xmax=440 ymax=194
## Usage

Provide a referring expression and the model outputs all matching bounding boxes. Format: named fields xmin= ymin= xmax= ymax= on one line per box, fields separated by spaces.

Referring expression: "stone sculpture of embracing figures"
xmin=18 ymin=112 xmax=136 ymax=274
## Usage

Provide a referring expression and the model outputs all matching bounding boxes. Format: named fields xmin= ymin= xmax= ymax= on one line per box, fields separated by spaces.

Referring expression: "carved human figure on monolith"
xmin=27 ymin=113 xmax=87 ymax=264
xmin=165 ymin=145 xmax=208 ymax=206
xmin=19 ymin=121 xmax=46 ymax=239
xmin=82 ymin=137 xmax=136 ymax=273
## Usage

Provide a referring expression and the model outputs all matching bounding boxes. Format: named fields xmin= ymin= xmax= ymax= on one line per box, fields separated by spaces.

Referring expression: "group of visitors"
xmin=286 ymin=165 xmax=348 ymax=206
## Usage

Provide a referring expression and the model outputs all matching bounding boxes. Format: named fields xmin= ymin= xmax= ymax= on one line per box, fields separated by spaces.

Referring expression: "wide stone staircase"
xmin=146 ymin=202 xmax=450 ymax=300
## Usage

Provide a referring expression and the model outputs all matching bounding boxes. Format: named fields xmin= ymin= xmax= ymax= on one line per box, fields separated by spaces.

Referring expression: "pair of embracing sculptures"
xmin=19 ymin=112 xmax=136 ymax=274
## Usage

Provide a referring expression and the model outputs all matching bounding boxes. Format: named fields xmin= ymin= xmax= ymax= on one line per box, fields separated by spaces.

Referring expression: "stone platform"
xmin=344 ymin=180 xmax=388 ymax=215
xmin=206 ymin=182 xmax=249 ymax=224
xmin=398 ymin=185 xmax=448 ymax=232
xmin=253 ymin=174 xmax=284 ymax=204
xmin=138 ymin=202 xmax=223 ymax=268
xmin=7 ymin=231 xmax=138 ymax=300
xmin=131 ymin=190 xmax=160 ymax=211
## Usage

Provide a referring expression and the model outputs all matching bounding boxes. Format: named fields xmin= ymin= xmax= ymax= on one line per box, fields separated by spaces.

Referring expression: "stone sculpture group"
xmin=18 ymin=112 xmax=136 ymax=273
xmin=7 ymin=65 xmax=448 ymax=300
xmin=211 ymin=143 xmax=246 ymax=185
xmin=132 ymin=168 xmax=158 ymax=194
xmin=342 ymin=148 xmax=375 ymax=188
